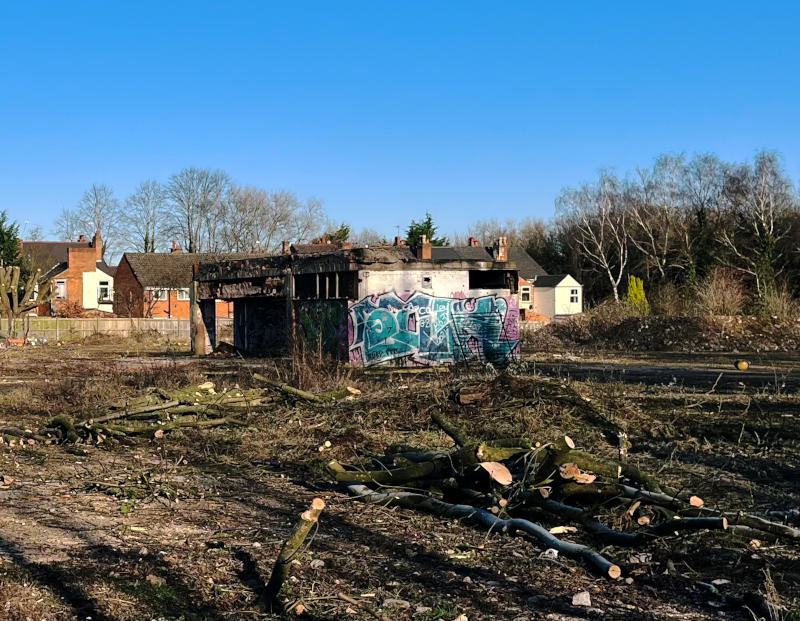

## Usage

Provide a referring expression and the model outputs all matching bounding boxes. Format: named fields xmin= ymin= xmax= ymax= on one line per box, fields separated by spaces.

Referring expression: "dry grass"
xmin=0 ymin=342 xmax=798 ymax=619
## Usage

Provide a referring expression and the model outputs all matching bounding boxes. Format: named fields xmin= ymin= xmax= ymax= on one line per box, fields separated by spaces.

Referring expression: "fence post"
xmin=56 ymin=319 xmax=60 ymax=341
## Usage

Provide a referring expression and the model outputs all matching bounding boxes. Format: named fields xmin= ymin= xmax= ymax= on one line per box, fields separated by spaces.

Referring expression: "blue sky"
xmin=1 ymin=1 xmax=799 ymax=240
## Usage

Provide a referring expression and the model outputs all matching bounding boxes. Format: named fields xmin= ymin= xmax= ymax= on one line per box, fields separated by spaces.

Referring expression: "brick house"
xmin=463 ymin=237 xmax=548 ymax=321
xmin=113 ymin=243 xmax=248 ymax=318
xmin=20 ymin=231 xmax=116 ymax=315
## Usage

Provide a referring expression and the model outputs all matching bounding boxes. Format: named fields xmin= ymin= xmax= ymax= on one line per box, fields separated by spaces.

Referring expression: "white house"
xmin=532 ymin=274 xmax=583 ymax=319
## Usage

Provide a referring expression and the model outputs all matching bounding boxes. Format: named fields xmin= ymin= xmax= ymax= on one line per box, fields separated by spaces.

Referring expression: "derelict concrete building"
xmin=193 ymin=237 xmax=521 ymax=368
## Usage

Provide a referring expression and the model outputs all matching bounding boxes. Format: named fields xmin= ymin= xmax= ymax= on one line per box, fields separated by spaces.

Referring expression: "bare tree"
xmin=718 ymin=151 xmax=796 ymax=296
xmin=165 ymin=167 xmax=231 ymax=253
xmin=26 ymin=225 xmax=43 ymax=241
xmin=123 ymin=180 xmax=165 ymax=253
xmin=52 ymin=207 xmax=82 ymax=242
xmin=628 ymin=154 xmax=684 ymax=281
xmin=351 ymin=227 xmax=386 ymax=246
xmin=76 ymin=184 xmax=122 ymax=259
xmin=557 ymin=172 xmax=629 ymax=301
xmin=287 ymin=195 xmax=325 ymax=244
xmin=676 ymin=153 xmax=728 ymax=282
xmin=219 ymin=186 xmax=326 ymax=253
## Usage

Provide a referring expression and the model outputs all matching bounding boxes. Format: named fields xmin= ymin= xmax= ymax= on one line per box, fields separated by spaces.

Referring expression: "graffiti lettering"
xmin=348 ymin=291 xmax=520 ymax=367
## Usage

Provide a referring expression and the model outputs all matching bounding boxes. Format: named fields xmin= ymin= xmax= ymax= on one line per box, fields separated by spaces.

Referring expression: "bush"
xmin=694 ymin=268 xmax=746 ymax=316
xmin=626 ymin=276 xmax=650 ymax=316
xmin=650 ymin=282 xmax=690 ymax=316
xmin=756 ymin=284 xmax=800 ymax=320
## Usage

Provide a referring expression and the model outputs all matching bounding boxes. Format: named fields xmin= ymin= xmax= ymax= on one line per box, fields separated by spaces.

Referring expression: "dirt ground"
xmin=0 ymin=338 xmax=798 ymax=620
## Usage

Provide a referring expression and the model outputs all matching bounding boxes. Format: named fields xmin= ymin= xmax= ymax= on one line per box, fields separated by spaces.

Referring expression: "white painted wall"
xmin=358 ymin=270 xmax=510 ymax=299
xmin=533 ymin=276 xmax=582 ymax=319
xmin=82 ymin=269 xmax=114 ymax=312
xmin=553 ymin=283 xmax=582 ymax=316
xmin=533 ymin=287 xmax=556 ymax=318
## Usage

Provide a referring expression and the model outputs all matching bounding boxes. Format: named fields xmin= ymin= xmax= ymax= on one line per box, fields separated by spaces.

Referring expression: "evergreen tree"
xmin=626 ymin=276 xmax=650 ymax=316
xmin=0 ymin=211 xmax=22 ymax=267
xmin=406 ymin=212 xmax=448 ymax=247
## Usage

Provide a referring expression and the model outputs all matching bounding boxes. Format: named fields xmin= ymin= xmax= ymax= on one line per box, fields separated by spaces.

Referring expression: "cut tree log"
xmin=103 ymin=416 xmax=245 ymax=436
xmin=253 ymin=373 xmax=323 ymax=403
xmin=262 ymin=497 xmax=326 ymax=606
xmin=347 ymin=484 xmax=621 ymax=579
xmin=431 ymin=410 xmax=471 ymax=447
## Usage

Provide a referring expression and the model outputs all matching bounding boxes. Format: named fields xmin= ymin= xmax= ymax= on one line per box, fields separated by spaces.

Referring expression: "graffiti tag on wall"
xmin=348 ymin=291 xmax=520 ymax=367
xmin=295 ymin=300 xmax=348 ymax=357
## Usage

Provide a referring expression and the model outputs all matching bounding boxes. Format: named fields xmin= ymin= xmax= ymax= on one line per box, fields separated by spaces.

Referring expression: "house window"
xmin=55 ymin=280 xmax=67 ymax=300
xmin=422 ymin=275 xmax=432 ymax=289
xmin=177 ymin=288 xmax=190 ymax=301
xmin=570 ymin=289 xmax=579 ymax=304
xmin=98 ymin=281 xmax=110 ymax=302
xmin=521 ymin=287 xmax=531 ymax=302
xmin=147 ymin=288 xmax=167 ymax=301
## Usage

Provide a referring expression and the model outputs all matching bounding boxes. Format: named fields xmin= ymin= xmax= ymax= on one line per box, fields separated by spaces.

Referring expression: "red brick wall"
xmin=113 ymin=259 xmax=232 ymax=318
xmin=113 ymin=257 xmax=145 ymax=317
xmin=147 ymin=295 xmax=232 ymax=319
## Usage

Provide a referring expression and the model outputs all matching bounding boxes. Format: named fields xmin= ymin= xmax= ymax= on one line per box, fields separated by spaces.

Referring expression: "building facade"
xmin=531 ymin=274 xmax=583 ymax=319
xmin=20 ymin=231 xmax=115 ymax=315
xmin=194 ymin=237 xmax=522 ymax=368
xmin=113 ymin=245 xmax=240 ymax=318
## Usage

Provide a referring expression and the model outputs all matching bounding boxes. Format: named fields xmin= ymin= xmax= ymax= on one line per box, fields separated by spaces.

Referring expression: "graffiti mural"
xmin=348 ymin=291 xmax=520 ymax=367
xmin=295 ymin=301 xmax=348 ymax=357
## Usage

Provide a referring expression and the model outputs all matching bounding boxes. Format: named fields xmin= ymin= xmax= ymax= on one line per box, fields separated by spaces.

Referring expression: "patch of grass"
xmin=112 ymin=577 xmax=200 ymax=618
xmin=418 ymin=602 xmax=461 ymax=621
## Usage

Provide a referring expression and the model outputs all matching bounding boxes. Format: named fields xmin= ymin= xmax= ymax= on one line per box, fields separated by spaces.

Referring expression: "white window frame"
xmin=177 ymin=288 xmax=190 ymax=301
xmin=55 ymin=280 xmax=67 ymax=300
xmin=147 ymin=288 xmax=167 ymax=302
xmin=521 ymin=286 xmax=531 ymax=302
xmin=98 ymin=281 xmax=111 ymax=302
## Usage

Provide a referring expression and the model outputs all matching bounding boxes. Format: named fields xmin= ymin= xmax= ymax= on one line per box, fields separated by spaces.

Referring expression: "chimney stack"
xmin=468 ymin=236 xmax=480 ymax=247
xmin=418 ymin=234 xmax=432 ymax=260
xmin=282 ymin=239 xmax=291 ymax=255
xmin=394 ymin=236 xmax=407 ymax=247
xmin=171 ymin=240 xmax=183 ymax=254
xmin=91 ymin=230 xmax=103 ymax=260
xmin=492 ymin=236 xmax=508 ymax=262
xmin=77 ymin=234 xmax=87 ymax=243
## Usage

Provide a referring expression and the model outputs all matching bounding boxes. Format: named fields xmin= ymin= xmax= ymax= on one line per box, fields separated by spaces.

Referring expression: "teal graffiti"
xmin=348 ymin=291 xmax=519 ymax=367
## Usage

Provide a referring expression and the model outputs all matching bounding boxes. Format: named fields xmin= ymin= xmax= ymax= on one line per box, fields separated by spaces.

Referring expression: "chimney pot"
xmin=170 ymin=240 xmax=183 ymax=254
xmin=282 ymin=239 xmax=291 ymax=255
xmin=468 ymin=236 xmax=480 ymax=247
xmin=78 ymin=234 xmax=87 ymax=243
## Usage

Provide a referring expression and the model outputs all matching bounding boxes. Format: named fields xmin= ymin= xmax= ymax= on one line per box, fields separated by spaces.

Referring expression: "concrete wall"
xmin=348 ymin=291 xmax=520 ymax=368
xmin=359 ymin=269 xmax=509 ymax=300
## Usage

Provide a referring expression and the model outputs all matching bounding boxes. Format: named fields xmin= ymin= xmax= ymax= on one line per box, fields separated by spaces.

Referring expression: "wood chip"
xmin=479 ymin=462 xmax=513 ymax=486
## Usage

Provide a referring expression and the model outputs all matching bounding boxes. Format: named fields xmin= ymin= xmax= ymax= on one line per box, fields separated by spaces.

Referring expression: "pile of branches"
xmin=2 ymin=374 xmax=355 ymax=447
xmin=328 ymin=411 xmax=799 ymax=580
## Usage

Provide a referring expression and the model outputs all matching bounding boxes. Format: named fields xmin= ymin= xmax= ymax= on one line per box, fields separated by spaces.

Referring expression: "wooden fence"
xmin=0 ymin=317 xmax=234 ymax=342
